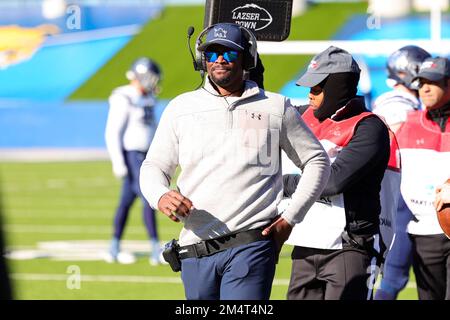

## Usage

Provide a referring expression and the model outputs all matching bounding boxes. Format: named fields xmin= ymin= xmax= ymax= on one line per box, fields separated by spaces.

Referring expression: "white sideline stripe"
xmin=9 ymin=273 xmax=417 ymax=288
xmin=258 ymin=39 xmax=450 ymax=56
xmin=43 ymin=25 xmax=141 ymax=47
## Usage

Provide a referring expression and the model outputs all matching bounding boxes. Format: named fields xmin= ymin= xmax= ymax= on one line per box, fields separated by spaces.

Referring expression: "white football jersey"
xmin=105 ymin=85 xmax=157 ymax=174
xmin=372 ymin=90 xmax=420 ymax=127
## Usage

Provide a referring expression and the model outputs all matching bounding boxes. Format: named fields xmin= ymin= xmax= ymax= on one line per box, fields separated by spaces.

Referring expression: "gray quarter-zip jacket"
xmin=140 ymin=78 xmax=330 ymax=246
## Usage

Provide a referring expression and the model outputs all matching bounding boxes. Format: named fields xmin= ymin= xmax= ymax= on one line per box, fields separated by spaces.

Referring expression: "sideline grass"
xmin=0 ymin=161 xmax=416 ymax=300
xmin=69 ymin=2 xmax=367 ymax=100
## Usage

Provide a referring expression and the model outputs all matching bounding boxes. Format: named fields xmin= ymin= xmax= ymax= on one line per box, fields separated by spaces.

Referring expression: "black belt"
xmin=341 ymin=231 xmax=385 ymax=262
xmin=178 ymin=228 xmax=268 ymax=260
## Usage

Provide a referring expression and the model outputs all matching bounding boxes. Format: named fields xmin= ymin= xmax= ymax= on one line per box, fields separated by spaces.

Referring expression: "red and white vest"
xmin=396 ymin=111 xmax=450 ymax=235
xmin=285 ymin=107 xmax=401 ymax=249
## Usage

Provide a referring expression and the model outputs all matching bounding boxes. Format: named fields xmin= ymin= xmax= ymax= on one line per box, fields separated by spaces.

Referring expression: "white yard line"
xmin=4 ymin=209 xmax=115 ymax=219
xmin=4 ymin=224 xmax=144 ymax=234
xmin=3 ymin=199 xmax=115 ymax=206
xmin=11 ymin=273 xmax=182 ymax=284
xmin=9 ymin=273 xmax=417 ymax=288
xmin=4 ymin=224 xmax=181 ymax=234
xmin=4 ymin=211 xmax=113 ymax=219
xmin=2 ymin=178 xmax=114 ymax=192
xmin=0 ymin=148 xmax=110 ymax=162
xmin=8 ymin=273 xmax=297 ymax=286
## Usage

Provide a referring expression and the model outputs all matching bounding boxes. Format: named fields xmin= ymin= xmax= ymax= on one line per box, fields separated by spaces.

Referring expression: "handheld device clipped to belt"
xmin=162 ymin=228 xmax=268 ymax=273
xmin=162 ymin=239 xmax=182 ymax=272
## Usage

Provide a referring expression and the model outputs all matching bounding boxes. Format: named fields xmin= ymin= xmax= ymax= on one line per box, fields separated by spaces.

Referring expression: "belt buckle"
xmin=193 ymin=241 xmax=209 ymax=258
xmin=342 ymin=231 xmax=360 ymax=249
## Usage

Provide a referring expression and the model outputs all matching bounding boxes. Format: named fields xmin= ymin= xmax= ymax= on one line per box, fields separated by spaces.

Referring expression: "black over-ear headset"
xmin=193 ymin=23 xmax=258 ymax=72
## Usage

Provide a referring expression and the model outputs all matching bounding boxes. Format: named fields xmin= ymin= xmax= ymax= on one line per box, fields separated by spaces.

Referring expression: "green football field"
xmin=0 ymin=162 xmax=418 ymax=300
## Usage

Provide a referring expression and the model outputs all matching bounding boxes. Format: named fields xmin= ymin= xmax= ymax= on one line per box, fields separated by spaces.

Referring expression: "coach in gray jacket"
xmin=140 ymin=23 xmax=330 ymax=300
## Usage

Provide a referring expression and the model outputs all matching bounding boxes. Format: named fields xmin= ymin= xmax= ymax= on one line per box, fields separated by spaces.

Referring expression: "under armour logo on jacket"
xmin=251 ymin=113 xmax=262 ymax=120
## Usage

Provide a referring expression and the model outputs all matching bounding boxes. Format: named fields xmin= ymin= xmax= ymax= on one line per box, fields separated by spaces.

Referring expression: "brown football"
xmin=437 ymin=203 xmax=450 ymax=239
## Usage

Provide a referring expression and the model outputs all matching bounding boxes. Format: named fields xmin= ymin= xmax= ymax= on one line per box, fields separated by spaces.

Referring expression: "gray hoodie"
xmin=140 ymin=78 xmax=330 ymax=246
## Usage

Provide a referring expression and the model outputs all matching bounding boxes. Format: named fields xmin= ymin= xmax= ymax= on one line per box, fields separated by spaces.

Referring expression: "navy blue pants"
xmin=181 ymin=239 xmax=276 ymax=300
xmin=375 ymin=195 xmax=414 ymax=299
xmin=113 ymin=150 xmax=158 ymax=240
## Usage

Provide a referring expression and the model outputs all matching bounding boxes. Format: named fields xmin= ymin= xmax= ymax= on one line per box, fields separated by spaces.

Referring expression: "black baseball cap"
xmin=412 ymin=57 xmax=450 ymax=82
xmin=296 ymin=46 xmax=360 ymax=87
xmin=197 ymin=23 xmax=245 ymax=52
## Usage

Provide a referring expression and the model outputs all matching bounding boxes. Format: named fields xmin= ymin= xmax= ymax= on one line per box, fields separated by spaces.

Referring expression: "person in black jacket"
xmin=283 ymin=46 xmax=390 ymax=300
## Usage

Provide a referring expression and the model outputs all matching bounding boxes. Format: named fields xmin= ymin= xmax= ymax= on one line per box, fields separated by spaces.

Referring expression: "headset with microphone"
xmin=187 ymin=26 xmax=203 ymax=74
xmin=187 ymin=26 xmax=205 ymax=89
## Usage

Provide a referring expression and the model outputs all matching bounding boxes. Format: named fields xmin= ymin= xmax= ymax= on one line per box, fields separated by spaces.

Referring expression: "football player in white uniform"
xmin=373 ymin=46 xmax=431 ymax=300
xmin=104 ymin=57 xmax=164 ymax=265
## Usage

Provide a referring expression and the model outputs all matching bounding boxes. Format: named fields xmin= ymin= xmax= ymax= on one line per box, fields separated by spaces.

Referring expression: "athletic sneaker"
xmin=117 ymin=251 xmax=137 ymax=264
xmin=102 ymin=251 xmax=136 ymax=264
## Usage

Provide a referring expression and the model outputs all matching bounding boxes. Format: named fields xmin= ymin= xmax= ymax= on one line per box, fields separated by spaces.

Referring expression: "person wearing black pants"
xmin=395 ymin=57 xmax=450 ymax=299
xmin=283 ymin=46 xmax=391 ymax=300
xmin=410 ymin=234 xmax=450 ymax=299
